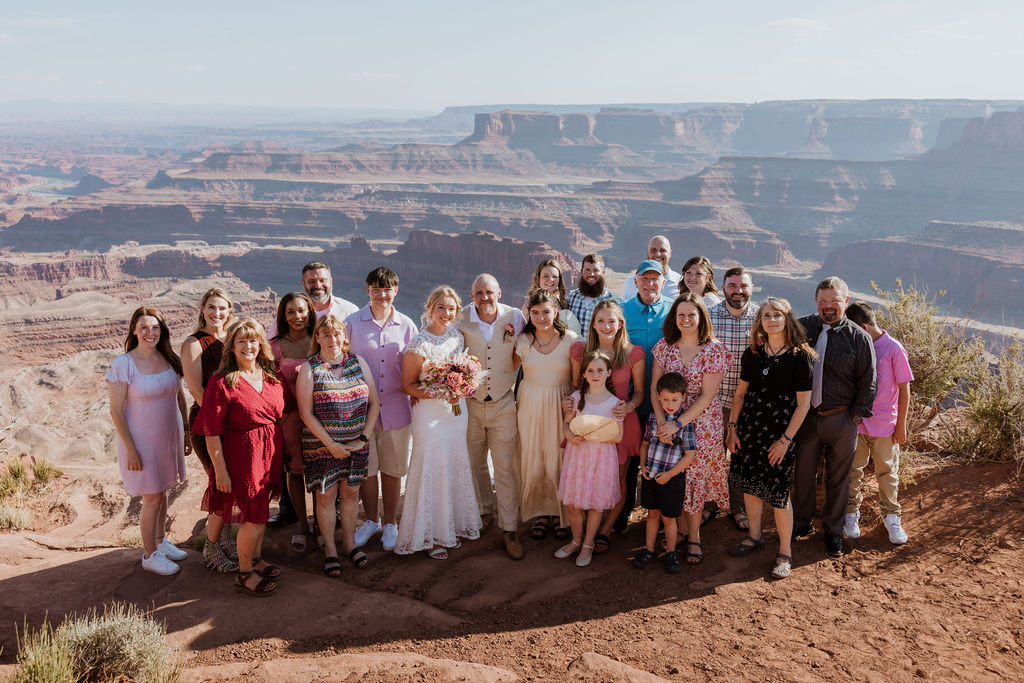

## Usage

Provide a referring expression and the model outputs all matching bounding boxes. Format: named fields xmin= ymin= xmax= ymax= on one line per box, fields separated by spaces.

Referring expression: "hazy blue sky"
xmin=2 ymin=2 xmax=1022 ymax=111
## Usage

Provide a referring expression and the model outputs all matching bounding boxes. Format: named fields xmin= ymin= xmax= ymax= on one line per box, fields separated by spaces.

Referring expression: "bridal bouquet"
xmin=420 ymin=351 xmax=488 ymax=416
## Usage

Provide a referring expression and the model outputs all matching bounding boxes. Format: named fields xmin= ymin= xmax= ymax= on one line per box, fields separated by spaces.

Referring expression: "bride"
xmin=395 ymin=286 xmax=482 ymax=559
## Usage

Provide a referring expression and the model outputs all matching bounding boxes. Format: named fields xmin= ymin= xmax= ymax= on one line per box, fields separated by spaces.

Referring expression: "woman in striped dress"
xmin=296 ymin=315 xmax=380 ymax=576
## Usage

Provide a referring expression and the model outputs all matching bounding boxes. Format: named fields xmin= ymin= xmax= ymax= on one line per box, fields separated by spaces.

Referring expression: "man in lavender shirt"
xmin=346 ymin=267 xmax=418 ymax=552
xmin=843 ymin=302 xmax=913 ymax=545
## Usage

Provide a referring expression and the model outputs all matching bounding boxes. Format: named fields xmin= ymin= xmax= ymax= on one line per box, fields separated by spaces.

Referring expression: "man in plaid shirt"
xmin=708 ymin=266 xmax=757 ymax=530
xmin=566 ymin=253 xmax=618 ymax=335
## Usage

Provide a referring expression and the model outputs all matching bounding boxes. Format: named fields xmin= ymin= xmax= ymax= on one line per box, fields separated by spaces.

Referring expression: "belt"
xmin=815 ymin=405 xmax=850 ymax=417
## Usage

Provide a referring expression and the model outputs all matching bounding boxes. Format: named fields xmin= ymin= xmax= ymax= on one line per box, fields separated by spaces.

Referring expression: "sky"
xmin=2 ymin=1 xmax=1023 ymax=112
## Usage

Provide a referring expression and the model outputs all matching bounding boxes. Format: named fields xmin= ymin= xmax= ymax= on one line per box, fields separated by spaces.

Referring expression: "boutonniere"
xmin=502 ymin=323 xmax=515 ymax=342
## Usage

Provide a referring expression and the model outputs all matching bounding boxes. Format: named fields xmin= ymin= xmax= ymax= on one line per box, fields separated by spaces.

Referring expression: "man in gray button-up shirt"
xmin=794 ymin=276 xmax=876 ymax=559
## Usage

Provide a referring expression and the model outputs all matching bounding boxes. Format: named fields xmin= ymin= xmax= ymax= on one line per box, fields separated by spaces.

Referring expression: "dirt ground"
xmin=1 ymin=457 xmax=1022 ymax=682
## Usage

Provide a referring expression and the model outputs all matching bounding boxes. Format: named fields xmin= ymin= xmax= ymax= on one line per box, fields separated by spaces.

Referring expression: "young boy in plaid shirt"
xmin=633 ymin=372 xmax=697 ymax=573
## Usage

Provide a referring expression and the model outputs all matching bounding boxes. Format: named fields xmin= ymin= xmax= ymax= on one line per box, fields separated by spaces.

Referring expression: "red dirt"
xmin=1 ymin=459 xmax=1022 ymax=681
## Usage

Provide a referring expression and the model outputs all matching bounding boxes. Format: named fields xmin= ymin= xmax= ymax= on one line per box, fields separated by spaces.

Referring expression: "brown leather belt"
xmin=815 ymin=405 xmax=850 ymax=417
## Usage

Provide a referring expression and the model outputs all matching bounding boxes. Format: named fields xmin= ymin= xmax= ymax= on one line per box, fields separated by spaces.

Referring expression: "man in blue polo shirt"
xmin=618 ymin=259 xmax=673 ymax=532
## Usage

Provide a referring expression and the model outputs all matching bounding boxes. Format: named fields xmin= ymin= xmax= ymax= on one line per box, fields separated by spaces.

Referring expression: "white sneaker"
xmin=354 ymin=518 xmax=382 ymax=548
xmin=157 ymin=539 xmax=188 ymax=561
xmin=843 ymin=512 xmax=861 ymax=539
xmin=884 ymin=514 xmax=908 ymax=544
xmin=141 ymin=550 xmax=180 ymax=576
xmin=381 ymin=523 xmax=399 ymax=552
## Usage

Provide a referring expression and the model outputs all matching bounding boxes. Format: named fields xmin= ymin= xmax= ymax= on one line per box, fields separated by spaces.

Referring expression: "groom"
xmin=459 ymin=273 xmax=526 ymax=559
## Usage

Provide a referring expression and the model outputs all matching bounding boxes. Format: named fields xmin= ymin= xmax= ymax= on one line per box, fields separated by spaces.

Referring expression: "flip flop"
xmin=290 ymin=533 xmax=308 ymax=553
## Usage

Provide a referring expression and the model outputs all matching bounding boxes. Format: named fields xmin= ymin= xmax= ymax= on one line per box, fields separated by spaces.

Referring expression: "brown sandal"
xmin=252 ymin=557 xmax=282 ymax=579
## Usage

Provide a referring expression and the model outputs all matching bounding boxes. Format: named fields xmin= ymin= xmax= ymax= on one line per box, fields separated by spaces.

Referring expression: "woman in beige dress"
xmin=515 ymin=289 xmax=578 ymax=540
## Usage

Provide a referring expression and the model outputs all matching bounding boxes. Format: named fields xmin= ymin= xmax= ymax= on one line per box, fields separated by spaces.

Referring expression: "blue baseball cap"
xmin=635 ymin=259 xmax=664 ymax=276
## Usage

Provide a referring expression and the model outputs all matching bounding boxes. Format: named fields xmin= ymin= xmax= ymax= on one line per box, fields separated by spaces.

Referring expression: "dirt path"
xmin=1 ymin=461 xmax=1022 ymax=681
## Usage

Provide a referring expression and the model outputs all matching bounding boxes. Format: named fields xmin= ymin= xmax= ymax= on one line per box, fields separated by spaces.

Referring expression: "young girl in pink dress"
xmin=556 ymin=351 xmax=623 ymax=568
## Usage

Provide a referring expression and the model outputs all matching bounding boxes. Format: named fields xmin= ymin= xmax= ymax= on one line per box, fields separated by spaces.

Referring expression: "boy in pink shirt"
xmin=843 ymin=302 xmax=913 ymax=544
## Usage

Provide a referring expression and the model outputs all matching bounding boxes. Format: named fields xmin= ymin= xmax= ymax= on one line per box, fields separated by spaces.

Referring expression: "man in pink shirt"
xmin=346 ymin=267 xmax=418 ymax=552
xmin=843 ymin=302 xmax=913 ymax=545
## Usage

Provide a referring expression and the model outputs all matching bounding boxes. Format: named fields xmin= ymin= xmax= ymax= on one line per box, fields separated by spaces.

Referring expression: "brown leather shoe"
xmin=502 ymin=531 xmax=525 ymax=560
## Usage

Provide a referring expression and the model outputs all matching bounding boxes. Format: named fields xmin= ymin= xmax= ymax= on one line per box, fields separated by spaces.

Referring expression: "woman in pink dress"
xmin=107 ymin=306 xmax=191 ymax=576
xmin=195 ymin=319 xmax=296 ymax=596
xmin=269 ymin=291 xmax=316 ymax=552
xmin=181 ymin=287 xmax=238 ymax=573
xmin=650 ymin=292 xmax=732 ymax=565
xmin=567 ymin=298 xmax=644 ymax=553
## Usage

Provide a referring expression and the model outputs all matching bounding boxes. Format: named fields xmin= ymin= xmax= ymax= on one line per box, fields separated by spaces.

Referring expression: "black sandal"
xmin=234 ymin=569 xmax=277 ymax=596
xmin=700 ymin=507 xmax=719 ymax=528
xmin=728 ymin=535 xmax=766 ymax=557
xmin=632 ymin=548 xmax=655 ymax=569
xmin=348 ymin=548 xmax=369 ymax=569
xmin=323 ymin=556 xmax=342 ymax=577
xmin=593 ymin=533 xmax=611 ymax=555
xmin=252 ymin=557 xmax=282 ymax=579
xmin=530 ymin=517 xmax=551 ymax=540
xmin=685 ymin=541 xmax=703 ymax=565
xmin=553 ymin=524 xmax=572 ymax=540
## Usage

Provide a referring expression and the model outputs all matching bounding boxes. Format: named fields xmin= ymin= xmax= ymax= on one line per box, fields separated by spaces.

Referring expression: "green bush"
xmin=11 ymin=602 xmax=181 ymax=682
xmin=949 ymin=341 xmax=1024 ymax=465
xmin=32 ymin=459 xmax=63 ymax=489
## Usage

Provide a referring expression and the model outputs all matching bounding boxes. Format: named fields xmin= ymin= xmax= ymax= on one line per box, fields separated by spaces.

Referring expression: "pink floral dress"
xmin=651 ymin=339 xmax=732 ymax=515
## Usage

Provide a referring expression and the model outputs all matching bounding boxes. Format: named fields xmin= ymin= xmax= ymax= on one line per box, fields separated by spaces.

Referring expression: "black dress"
xmin=728 ymin=346 xmax=813 ymax=509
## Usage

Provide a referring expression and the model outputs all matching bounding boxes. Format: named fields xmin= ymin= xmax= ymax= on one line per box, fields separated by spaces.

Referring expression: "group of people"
xmin=107 ymin=234 xmax=913 ymax=593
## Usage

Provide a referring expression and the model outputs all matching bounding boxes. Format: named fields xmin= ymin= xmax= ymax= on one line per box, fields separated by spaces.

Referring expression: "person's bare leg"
xmin=599 ymin=463 xmax=629 ymax=537
xmin=744 ymin=493 xmax=764 ymax=540
xmin=316 ymin=486 xmax=340 ymax=560
xmin=685 ymin=511 xmax=702 ymax=562
xmin=207 ymin=513 xmax=225 ymax=542
xmin=567 ymin=506 xmax=584 ymax=544
xmin=359 ymin=474 xmax=380 ymax=523
xmin=583 ymin=509 xmax=603 ymax=547
xmin=139 ymin=493 xmax=162 ymax=555
xmin=662 ymin=516 xmax=678 ymax=552
xmin=287 ymin=473 xmax=310 ymax=535
xmin=775 ymin=499 xmax=794 ymax=559
xmin=645 ymin=510 xmax=661 ymax=551
xmin=339 ymin=484 xmax=360 ymax=555
xmin=380 ymin=473 xmax=402 ymax=526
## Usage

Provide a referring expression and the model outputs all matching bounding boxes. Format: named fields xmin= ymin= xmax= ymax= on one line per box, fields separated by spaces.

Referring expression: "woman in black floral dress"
xmin=726 ymin=298 xmax=814 ymax=579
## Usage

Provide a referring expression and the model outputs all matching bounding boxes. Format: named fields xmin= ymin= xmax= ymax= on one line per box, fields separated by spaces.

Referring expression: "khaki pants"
xmin=847 ymin=433 xmax=901 ymax=516
xmin=466 ymin=392 xmax=519 ymax=531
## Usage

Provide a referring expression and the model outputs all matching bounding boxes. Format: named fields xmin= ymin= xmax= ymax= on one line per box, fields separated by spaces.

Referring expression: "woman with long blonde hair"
xmin=194 ymin=319 xmax=295 ymax=596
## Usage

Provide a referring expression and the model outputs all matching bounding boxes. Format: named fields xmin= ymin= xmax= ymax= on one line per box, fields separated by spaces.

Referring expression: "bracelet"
xmin=727 ymin=422 xmax=738 ymax=429
xmin=779 ymin=434 xmax=793 ymax=445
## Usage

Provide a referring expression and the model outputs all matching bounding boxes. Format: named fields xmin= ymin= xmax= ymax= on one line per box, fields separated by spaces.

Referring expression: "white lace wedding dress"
xmin=394 ymin=324 xmax=482 ymax=555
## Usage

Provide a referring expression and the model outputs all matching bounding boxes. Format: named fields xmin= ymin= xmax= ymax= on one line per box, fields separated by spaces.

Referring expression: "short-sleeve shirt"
xmin=860 ymin=331 xmax=914 ymax=438
xmin=739 ymin=346 xmax=814 ymax=395
xmin=345 ymin=305 xmax=418 ymax=431
xmin=622 ymin=294 xmax=672 ymax=416
xmin=642 ymin=410 xmax=697 ymax=476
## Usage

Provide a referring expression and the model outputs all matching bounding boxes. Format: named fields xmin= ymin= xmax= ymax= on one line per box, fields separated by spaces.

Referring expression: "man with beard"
xmin=794 ymin=276 xmax=876 ymax=559
xmin=267 ymin=261 xmax=359 ymax=527
xmin=266 ymin=261 xmax=359 ymax=339
xmin=619 ymin=259 xmax=673 ymax=533
xmin=458 ymin=274 xmax=527 ymax=559
xmin=709 ymin=266 xmax=758 ymax=531
xmin=621 ymin=236 xmax=680 ymax=303
xmin=566 ymin=254 xmax=619 ymax=334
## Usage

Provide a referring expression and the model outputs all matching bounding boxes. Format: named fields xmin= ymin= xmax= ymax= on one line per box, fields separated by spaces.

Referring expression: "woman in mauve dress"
xmin=195 ymin=319 xmax=295 ymax=596
xmin=107 ymin=306 xmax=191 ymax=576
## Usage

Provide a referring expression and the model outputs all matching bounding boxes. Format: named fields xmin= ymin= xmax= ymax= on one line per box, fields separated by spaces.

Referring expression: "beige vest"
xmin=459 ymin=307 xmax=518 ymax=402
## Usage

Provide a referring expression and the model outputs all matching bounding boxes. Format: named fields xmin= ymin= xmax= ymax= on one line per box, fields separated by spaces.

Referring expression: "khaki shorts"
xmin=367 ymin=425 xmax=411 ymax=478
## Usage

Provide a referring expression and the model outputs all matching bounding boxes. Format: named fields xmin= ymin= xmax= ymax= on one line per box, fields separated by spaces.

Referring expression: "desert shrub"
xmin=870 ymin=280 xmax=986 ymax=443
xmin=947 ymin=341 xmax=1024 ymax=465
xmin=118 ymin=528 xmax=143 ymax=548
xmin=0 ymin=504 xmax=32 ymax=531
xmin=32 ymin=459 xmax=63 ymax=488
xmin=12 ymin=602 xmax=181 ymax=683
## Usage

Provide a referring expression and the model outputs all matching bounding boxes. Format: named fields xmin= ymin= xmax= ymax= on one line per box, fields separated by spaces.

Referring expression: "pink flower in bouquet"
xmin=420 ymin=351 xmax=488 ymax=416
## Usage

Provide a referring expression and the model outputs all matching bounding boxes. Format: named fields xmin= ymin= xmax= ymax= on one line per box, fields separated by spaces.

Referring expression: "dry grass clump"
xmin=0 ymin=504 xmax=32 ymax=531
xmin=11 ymin=602 xmax=181 ymax=682
xmin=0 ymin=453 xmax=65 ymax=532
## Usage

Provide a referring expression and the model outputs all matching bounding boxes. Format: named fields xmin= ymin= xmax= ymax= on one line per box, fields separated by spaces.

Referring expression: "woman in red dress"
xmin=195 ymin=319 xmax=295 ymax=596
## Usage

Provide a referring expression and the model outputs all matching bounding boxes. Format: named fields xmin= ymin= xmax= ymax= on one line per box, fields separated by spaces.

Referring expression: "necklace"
xmin=762 ymin=342 xmax=785 ymax=376
xmin=534 ymin=332 xmax=558 ymax=350
xmin=322 ymin=353 xmax=346 ymax=370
